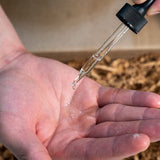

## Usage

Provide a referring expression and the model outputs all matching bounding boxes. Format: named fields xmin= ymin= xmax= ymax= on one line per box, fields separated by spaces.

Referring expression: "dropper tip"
xmin=72 ymin=75 xmax=80 ymax=90
xmin=72 ymin=80 xmax=77 ymax=90
xmin=72 ymin=69 xmax=86 ymax=90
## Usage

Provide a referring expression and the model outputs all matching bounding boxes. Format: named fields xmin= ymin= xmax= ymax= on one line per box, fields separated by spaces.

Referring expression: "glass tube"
xmin=72 ymin=23 xmax=129 ymax=89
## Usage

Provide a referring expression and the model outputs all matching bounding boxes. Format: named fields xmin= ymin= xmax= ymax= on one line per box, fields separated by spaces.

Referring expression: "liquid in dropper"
xmin=72 ymin=75 xmax=79 ymax=90
xmin=72 ymin=23 xmax=129 ymax=90
xmin=72 ymin=80 xmax=77 ymax=90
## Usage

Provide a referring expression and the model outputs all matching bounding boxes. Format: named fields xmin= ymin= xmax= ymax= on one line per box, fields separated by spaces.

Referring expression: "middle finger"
xmin=96 ymin=104 xmax=160 ymax=123
xmin=88 ymin=119 xmax=160 ymax=142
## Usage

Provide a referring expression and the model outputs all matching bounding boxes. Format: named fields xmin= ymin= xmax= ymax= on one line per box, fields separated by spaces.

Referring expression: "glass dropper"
xmin=72 ymin=23 xmax=129 ymax=89
xmin=72 ymin=0 xmax=155 ymax=89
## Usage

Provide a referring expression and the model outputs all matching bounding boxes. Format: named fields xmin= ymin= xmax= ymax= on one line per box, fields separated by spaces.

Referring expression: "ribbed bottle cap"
xmin=116 ymin=0 xmax=155 ymax=34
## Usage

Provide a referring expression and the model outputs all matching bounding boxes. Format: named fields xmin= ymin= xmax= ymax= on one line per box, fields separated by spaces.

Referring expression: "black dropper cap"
xmin=116 ymin=0 xmax=155 ymax=34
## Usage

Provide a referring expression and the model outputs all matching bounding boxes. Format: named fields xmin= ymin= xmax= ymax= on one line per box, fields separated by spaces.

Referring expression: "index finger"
xmin=98 ymin=87 xmax=160 ymax=107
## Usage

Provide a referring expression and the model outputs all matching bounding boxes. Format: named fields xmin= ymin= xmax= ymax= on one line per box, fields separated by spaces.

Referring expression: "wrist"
xmin=0 ymin=6 xmax=26 ymax=69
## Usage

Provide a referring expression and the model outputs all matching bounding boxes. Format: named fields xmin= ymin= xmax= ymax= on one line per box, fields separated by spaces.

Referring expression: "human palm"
xmin=1 ymin=53 xmax=160 ymax=160
xmin=1 ymin=3 xmax=160 ymax=159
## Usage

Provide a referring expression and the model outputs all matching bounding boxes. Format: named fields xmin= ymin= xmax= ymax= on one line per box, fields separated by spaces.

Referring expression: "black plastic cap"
xmin=133 ymin=0 xmax=155 ymax=16
xmin=116 ymin=0 xmax=155 ymax=34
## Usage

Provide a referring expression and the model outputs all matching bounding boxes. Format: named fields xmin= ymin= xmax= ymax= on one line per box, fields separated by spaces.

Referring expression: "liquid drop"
xmin=72 ymin=75 xmax=80 ymax=90
xmin=72 ymin=80 xmax=77 ymax=90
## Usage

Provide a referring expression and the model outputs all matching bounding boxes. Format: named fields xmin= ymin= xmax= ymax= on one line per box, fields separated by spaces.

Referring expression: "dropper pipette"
xmin=72 ymin=23 xmax=129 ymax=89
xmin=72 ymin=0 xmax=155 ymax=89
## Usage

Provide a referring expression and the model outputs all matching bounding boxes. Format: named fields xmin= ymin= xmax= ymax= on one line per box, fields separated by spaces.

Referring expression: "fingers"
xmin=96 ymin=104 xmax=160 ymax=122
xmin=147 ymin=0 xmax=160 ymax=15
xmin=133 ymin=0 xmax=146 ymax=4
xmin=133 ymin=0 xmax=160 ymax=15
xmin=88 ymin=119 xmax=160 ymax=142
xmin=98 ymin=87 xmax=160 ymax=108
xmin=65 ymin=134 xmax=149 ymax=160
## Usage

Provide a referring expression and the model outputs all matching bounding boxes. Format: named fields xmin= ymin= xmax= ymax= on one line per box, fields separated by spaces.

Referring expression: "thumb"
xmin=0 ymin=117 xmax=52 ymax=160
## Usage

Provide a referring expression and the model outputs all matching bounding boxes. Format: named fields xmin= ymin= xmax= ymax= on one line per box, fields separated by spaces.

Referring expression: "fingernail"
xmin=133 ymin=0 xmax=146 ymax=4
xmin=132 ymin=134 xmax=150 ymax=149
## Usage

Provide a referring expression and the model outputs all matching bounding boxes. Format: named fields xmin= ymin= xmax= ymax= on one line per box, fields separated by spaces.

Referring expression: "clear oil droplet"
xmin=72 ymin=80 xmax=77 ymax=90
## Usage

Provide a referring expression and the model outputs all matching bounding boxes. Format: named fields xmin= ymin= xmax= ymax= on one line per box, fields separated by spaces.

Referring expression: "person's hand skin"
xmin=1 ymin=6 xmax=160 ymax=160
xmin=133 ymin=0 xmax=160 ymax=15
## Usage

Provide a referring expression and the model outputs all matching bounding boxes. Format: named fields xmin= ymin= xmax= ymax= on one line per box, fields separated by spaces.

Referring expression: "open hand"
xmin=1 ymin=53 xmax=160 ymax=160
xmin=1 ymin=5 xmax=160 ymax=160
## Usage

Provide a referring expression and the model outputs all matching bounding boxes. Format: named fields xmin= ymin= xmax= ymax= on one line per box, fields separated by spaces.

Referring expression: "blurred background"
xmin=0 ymin=0 xmax=160 ymax=61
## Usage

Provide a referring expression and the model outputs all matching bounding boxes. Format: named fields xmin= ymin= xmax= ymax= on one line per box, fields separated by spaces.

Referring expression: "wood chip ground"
xmin=1 ymin=53 xmax=160 ymax=160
